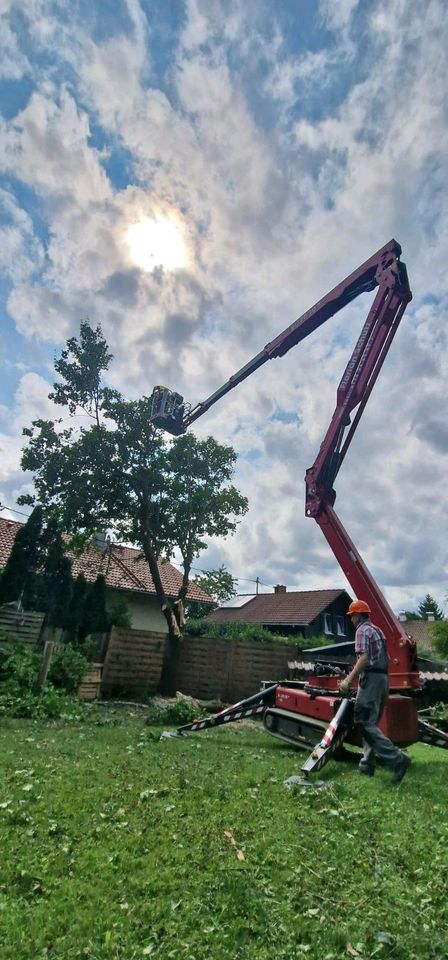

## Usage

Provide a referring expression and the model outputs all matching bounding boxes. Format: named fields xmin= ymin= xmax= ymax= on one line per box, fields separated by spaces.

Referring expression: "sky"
xmin=0 ymin=0 xmax=447 ymax=615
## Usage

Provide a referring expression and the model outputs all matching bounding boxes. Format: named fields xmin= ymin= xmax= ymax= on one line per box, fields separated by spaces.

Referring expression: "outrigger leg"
xmin=160 ymin=685 xmax=278 ymax=740
xmin=300 ymin=697 xmax=354 ymax=775
xmin=418 ymin=717 xmax=448 ymax=750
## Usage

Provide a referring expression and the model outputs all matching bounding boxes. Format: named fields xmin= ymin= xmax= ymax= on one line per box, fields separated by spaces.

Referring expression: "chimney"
xmin=427 ymin=613 xmax=435 ymax=621
xmin=274 ymin=584 xmax=287 ymax=594
xmin=398 ymin=611 xmax=407 ymax=622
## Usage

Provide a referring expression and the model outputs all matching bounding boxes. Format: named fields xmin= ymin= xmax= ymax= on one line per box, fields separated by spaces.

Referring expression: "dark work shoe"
xmin=392 ymin=754 xmax=412 ymax=784
xmin=359 ymin=765 xmax=375 ymax=777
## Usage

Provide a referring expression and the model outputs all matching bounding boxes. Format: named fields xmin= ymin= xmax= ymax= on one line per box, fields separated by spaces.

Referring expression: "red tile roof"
xmin=400 ymin=619 xmax=434 ymax=649
xmin=0 ymin=516 xmax=211 ymax=603
xmin=208 ymin=589 xmax=349 ymax=625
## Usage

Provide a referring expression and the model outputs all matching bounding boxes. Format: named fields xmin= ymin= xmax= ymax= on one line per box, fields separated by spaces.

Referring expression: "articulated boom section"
xmin=308 ymin=504 xmax=419 ymax=690
xmin=150 ymin=240 xmax=407 ymax=436
xmin=303 ymin=247 xmax=419 ymax=690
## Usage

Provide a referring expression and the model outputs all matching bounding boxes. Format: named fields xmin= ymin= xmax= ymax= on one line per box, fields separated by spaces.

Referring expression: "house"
xmin=207 ymin=585 xmax=355 ymax=643
xmin=397 ymin=613 xmax=435 ymax=655
xmin=0 ymin=516 xmax=212 ymax=633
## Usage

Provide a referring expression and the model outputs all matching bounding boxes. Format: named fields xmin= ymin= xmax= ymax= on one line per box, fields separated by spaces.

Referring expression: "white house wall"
xmin=126 ymin=594 xmax=168 ymax=632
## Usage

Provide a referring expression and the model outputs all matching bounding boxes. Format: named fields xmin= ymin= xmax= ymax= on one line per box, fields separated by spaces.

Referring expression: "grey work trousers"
xmin=354 ymin=672 xmax=405 ymax=772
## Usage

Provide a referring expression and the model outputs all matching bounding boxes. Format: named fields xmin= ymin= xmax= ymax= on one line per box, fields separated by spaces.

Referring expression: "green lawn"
xmin=1 ymin=710 xmax=448 ymax=960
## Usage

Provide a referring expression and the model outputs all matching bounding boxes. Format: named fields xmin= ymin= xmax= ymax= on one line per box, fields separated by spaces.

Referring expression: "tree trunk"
xmin=137 ymin=509 xmax=184 ymax=696
xmin=158 ymin=623 xmax=182 ymax=695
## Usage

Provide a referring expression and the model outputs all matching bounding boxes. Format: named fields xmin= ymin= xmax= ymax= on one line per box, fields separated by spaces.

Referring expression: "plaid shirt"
xmin=355 ymin=620 xmax=388 ymax=670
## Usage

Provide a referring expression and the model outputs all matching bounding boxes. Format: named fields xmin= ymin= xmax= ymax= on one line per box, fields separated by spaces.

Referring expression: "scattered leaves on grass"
xmin=346 ymin=945 xmax=360 ymax=957
xmin=224 ymin=829 xmax=245 ymax=861
xmin=0 ymin=715 xmax=447 ymax=960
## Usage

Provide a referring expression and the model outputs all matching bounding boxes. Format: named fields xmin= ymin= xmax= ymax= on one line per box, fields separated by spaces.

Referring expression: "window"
xmin=324 ymin=613 xmax=333 ymax=634
xmin=335 ymin=616 xmax=346 ymax=637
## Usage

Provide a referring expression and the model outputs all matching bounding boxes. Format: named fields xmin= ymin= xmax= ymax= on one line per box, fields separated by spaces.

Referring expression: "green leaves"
xmin=19 ymin=321 xmax=249 ymax=692
xmin=49 ymin=321 xmax=114 ymax=421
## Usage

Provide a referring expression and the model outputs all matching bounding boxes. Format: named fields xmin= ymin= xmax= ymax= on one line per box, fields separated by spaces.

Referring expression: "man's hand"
xmin=339 ymin=678 xmax=351 ymax=695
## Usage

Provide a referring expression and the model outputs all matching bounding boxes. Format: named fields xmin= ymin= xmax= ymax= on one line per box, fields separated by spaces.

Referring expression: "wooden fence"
xmin=100 ymin=627 xmax=297 ymax=702
xmin=0 ymin=607 xmax=45 ymax=644
xmin=101 ymin=627 xmax=166 ymax=696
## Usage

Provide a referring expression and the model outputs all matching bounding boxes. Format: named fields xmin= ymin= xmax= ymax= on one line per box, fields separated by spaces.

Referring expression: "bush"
xmin=0 ymin=641 xmax=86 ymax=719
xmin=146 ymin=694 xmax=206 ymax=726
xmin=430 ymin=620 xmax=448 ymax=658
xmin=49 ymin=645 xmax=89 ymax=693
xmin=0 ymin=688 xmax=84 ymax=720
xmin=298 ymin=633 xmax=337 ymax=652
xmin=184 ymin=619 xmax=331 ymax=651
xmin=0 ymin=644 xmax=41 ymax=696
xmin=185 ymin=619 xmax=290 ymax=644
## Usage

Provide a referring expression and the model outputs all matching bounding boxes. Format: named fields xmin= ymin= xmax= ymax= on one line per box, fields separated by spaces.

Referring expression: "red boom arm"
xmin=150 ymin=239 xmax=420 ymax=688
xmin=304 ymin=248 xmax=419 ymax=688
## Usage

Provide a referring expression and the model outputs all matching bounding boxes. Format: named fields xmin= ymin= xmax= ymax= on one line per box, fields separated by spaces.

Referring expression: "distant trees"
xmin=0 ymin=514 xmax=129 ymax=643
xmin=402 ymin=594 xmax=444 ymax=621
xmin=0 ymin=506 xmax=43 ymax=609
xmin=417 ymin=594 xmax=444 ymax=621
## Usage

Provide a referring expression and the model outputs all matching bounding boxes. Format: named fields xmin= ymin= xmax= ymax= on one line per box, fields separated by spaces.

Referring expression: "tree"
xmin=19 ymin=322 xmax=248 ymax=693
xmin=49 ymin=320 xmax=114 ymax=427
xmin=106 ymin=592 xmax=132 ymax=631
xmin=0 ymin=506 xmax=43 ymax=608
xmin=80 ymin=575 xmax=109 ymax=639
xmin=417 ymin=594 xmax=444 ymax=621
xmin=66 ymin=573 xmax=89 ymax=642
xmin=37 ymin=517 xmax=73 ymax=628
xmin=187 ymin=564 xmax=236 ymax=619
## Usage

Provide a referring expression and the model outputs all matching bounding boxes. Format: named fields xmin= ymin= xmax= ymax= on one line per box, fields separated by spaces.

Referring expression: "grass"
xmin=1 ymin=709 xmax=448 ymax=960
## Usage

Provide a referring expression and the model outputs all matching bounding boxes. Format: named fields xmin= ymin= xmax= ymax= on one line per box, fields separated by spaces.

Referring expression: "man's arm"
xmin=339 ymin=652 xmax=369 ymax=693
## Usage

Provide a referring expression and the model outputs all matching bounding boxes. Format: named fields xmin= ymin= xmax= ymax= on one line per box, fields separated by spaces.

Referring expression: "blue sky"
xmin=0 ymin=0 xmax=447 ymax=612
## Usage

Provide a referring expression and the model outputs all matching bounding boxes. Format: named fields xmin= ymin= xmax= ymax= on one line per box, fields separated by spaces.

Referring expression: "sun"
xmin=125 ymin=214 xmax=188 ymax=272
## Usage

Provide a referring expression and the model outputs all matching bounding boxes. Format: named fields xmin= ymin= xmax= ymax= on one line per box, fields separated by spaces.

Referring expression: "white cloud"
xmin=0 ymin=189 xmax=45 ymax=283
xmin=0 ymin=0 xmax=447 ymax=611
xmin=0 ymin=90 xmax=111 ymax=208
xmin=0 ymin=371 xmax=55 ymax=509
xmin=0 ymin=13 xmax=31 ymax=79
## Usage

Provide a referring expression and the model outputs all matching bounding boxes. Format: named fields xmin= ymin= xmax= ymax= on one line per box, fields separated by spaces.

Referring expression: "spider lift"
xmin=151 ymin=239 xmax=448 ymax=773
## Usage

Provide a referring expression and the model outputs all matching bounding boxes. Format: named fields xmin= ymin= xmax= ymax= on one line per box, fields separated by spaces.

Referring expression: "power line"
xmin=176 ymin=560 xmax=273 ymax=590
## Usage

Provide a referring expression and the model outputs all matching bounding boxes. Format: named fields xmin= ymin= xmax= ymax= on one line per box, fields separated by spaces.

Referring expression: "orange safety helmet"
xmin=347 ymin=600 xmax=371 ymax=615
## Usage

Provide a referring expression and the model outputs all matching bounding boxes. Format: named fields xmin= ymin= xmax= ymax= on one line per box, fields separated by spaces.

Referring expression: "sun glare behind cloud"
xmin=125 ymin=215 xmax=188 ymax=272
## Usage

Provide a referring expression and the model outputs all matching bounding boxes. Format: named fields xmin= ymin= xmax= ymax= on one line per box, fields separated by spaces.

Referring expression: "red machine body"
xmin=273 ymin=685 xmax=419 ymax=748
xmin=153 ymin=240 xmax=445 ymax=770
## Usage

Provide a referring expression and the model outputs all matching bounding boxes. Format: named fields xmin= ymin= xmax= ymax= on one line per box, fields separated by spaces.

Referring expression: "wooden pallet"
xmin=78 ymin=664 xmax=103 ymax=701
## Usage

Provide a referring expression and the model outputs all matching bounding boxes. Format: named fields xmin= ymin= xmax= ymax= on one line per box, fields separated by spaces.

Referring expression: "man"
xmin=339 ymin=600 xmax=411 ymax=783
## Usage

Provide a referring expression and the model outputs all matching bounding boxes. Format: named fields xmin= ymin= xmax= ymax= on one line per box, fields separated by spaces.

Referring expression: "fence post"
xmin=36 ymin=640 xmax=54 ymax=692
xmin=100 ymin=626 xmax=115 ymax=695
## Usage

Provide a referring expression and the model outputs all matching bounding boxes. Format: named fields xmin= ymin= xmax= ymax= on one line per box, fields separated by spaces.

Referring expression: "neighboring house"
xmin=0 ymin=516 xmax=212 ymax=633
xmin=397 ymin=614 xmax=435 ymax=654
xmin=207 ymin=585 xmax=355 ymax=643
